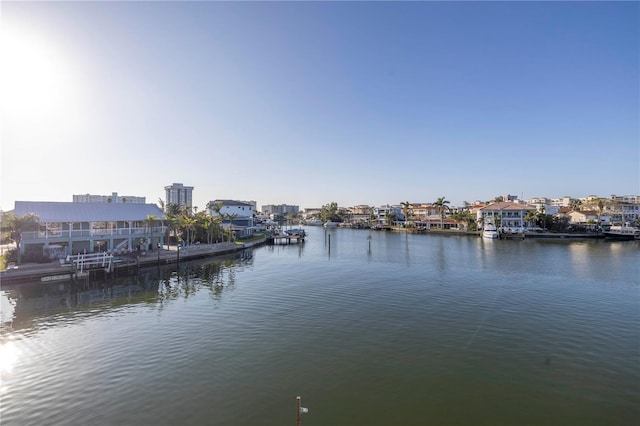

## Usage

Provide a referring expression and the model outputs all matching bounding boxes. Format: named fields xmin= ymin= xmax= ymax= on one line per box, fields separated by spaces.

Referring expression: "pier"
xmin=266 ymin=229 xmax=306 ymax=245
xmin=0 ymin=240 xmax=265 ymax=285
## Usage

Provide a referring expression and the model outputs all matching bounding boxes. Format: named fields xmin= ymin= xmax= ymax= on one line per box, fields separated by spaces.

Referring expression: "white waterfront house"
xmin=373 ymin=205 xmax=403 ymax=224
xmin=207 ymin=199 xmax=255 ymax=238
xmin=477 ymin=202 xmax=536 ymax=231
xmin=12 ymin=201 xmax=166 ymax=257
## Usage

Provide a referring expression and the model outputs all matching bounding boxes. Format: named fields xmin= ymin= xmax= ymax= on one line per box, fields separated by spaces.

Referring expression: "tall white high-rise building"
xmin=165 ymin=183 xmax=194 ymax=209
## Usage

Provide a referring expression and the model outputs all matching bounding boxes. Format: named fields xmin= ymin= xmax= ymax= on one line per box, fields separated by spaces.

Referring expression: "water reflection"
xmin=0 ymin=339 xmax=19 ymax=373
xmin=435 ymin=237 xmax=446 ymax=273
xmin=1 ymin=250 xmax=253 ymax=336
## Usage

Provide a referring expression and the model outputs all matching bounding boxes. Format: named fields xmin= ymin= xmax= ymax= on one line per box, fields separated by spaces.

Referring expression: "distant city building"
xmin=524 ymin=197 xmax=560 ymax=215
xmin=261 ymin=204 xmax=299 ymax=219
xmin=164 ymin=183 xmax=193 ymax=209
xmin=73 ymin=192 xmax=145 ymax=204
xmin=550 ymin=196 xmax=572 ymax=207
xmin=611 ymin=194 xmax=639 ymax=204
xmin=494 ymin=194 xmax=520 ymax=203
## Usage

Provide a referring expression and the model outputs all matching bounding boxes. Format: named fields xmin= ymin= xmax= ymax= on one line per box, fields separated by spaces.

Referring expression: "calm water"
xmin=1 ymin=227 xmax=639 ymax=426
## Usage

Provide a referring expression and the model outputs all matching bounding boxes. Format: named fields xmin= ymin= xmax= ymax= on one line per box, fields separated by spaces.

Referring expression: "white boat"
xmin=323 ymin=221 xmax=339 ymax=228
xmin=603 ymin=223 xmax=639 ymax=241
xmin=285 ymin=228 xmax=306 ymax=237
xmin=482 ymin=224 xmax=499 ymax=239
xmin=307 ymin=219 xmax=323 ymax=226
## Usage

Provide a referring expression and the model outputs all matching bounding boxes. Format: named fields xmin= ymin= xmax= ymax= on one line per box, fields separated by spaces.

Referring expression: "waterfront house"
xmin=302 ymin=208 xmax=322 ymax=220
xmin=12 ymin=201 xmax=166 ymax=257
xmin=414 ymin=218 xmax=460 ymax=231
xmin=373 ymin=205 xmax=403 ymax=225
xmin=410 ymin=203 xmax=440 ymax=221
xmin=207 ymin=199 xmax=254 ymax=238
xmin=477 ymin=202 xmax=535 ymax=231
xmin=605 ymin=201 xmax=640 ymax=224
xmin=567 ymin=210 xmax=599 ymax=225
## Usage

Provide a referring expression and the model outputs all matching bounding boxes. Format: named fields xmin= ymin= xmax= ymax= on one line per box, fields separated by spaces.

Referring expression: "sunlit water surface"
xmin=1 ymin=227 xmax=638 ymax=426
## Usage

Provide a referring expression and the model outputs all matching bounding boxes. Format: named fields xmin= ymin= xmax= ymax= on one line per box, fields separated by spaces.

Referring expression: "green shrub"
xmin=3 ymin=248 xmax=17 ymax=264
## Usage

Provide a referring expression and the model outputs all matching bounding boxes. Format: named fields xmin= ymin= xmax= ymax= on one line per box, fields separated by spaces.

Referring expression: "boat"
xmin=307 ymin=219 xmax=323 ymax=226
xmin=323 ymin=221 xmax=339 ymax=228
xmin=603 ymin=223 xmax=639 ymax=241
xmin=285 ymin=228 xmax=306 ymax=237
xmin=482 ymin=224 xmax=499 ymax=239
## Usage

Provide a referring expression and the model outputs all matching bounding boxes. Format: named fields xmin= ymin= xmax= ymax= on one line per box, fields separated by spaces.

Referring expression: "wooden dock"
xmin=1 ymin=240 xmax=265 ymax=285
xmin=266 ymin=233 xmax=305 ymax=245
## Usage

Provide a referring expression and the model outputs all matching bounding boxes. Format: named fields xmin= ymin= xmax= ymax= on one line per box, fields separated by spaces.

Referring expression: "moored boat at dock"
xmin=603 ymin=224 xmax=639 ymax=241
xmin=482 ymin=224 xmax=499 ymax=239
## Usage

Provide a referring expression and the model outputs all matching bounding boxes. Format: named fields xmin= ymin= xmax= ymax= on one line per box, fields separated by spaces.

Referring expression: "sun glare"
xmin=0 ymin=24 xmax=78 ymax=126
xmin=0 ymin=340 xmax=20 ymax=374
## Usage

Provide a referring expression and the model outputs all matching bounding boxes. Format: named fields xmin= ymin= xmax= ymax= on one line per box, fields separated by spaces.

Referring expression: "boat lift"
xmin=67 ymin=252 xmax=114 ymax=273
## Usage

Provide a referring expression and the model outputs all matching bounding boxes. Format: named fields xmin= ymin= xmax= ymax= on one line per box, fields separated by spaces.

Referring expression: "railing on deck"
xmin=22 ymin=226 xmax=167 ymax=241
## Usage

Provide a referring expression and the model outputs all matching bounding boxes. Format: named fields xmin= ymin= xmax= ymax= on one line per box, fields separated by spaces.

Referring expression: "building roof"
xmin=13 ymin=201 xmax=165 ymax=222
xmin=209 ymin=199 xmax=253 ymax=207
xmin=569 ymin=210 xmax=598 ymax=216
xmin=478 ymin=202 xmax=535 ymax=211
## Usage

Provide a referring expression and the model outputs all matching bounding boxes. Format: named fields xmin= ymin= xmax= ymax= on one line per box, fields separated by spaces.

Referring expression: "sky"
xmin=1 ymin=0 xmax=638 ymax=211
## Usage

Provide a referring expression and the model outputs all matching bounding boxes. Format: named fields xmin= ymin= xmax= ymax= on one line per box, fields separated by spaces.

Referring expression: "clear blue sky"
xmin=1 ymin=1 xmax=638 ymax=210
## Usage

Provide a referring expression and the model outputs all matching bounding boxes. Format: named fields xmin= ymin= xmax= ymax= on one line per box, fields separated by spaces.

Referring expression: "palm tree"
xmin=384 ymin=211 xmax=396 ymax=226
xmin=164 ymin=203 xmax=182 ymax=248
xmin=401 ymin=201 xmax=412 ymax=230
xmin=366 ymin=205 xmax=375 ymax=227
xmin=524 ymin=210 xmax=539 ymax=229
xmin=433 ymin=197 xmax=450 ymax=230
xmin=201 ymin=214 xmax=220 ymax=244
xmin=494 ymin=213 xmax=503 ymax=229
xmin=208 ymin=201 xmax=224 ymax=217
xmin=596 ymin=199 xmax=605 ymax=229
xmin=182 ymin=216 xmax=196 ymax=246
xmin=569 ymin=198 xmax=582 ymax=212
xmin=451 ymin=211 xmax=476 ymax=231
xmin=539 ymin=205 xmax=547 ymax=230
xmin=320 ymin=202 xmax=339 ymax=223
xmin=225 ymin=213 xmax=238 ymax=242
xmin=1 ymin=212 xmax=39 ymax=264
xmin=146 ymin=214 xmax=159 ymax=250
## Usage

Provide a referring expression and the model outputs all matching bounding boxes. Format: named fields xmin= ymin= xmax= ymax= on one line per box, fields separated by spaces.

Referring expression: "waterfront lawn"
xmin=236 ymin=232 xmax=267 ymax=244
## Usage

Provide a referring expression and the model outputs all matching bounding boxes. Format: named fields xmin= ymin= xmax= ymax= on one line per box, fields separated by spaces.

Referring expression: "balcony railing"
xmin=21 ymin=226 xmax=167 ymax=242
